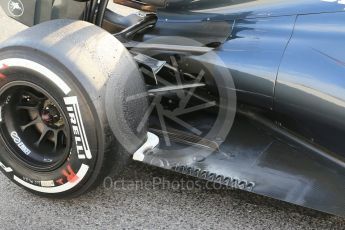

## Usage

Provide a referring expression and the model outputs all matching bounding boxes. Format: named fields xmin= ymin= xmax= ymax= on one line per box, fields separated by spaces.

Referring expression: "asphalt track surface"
xmin=0 ymin=5 xmax=345 ymax=230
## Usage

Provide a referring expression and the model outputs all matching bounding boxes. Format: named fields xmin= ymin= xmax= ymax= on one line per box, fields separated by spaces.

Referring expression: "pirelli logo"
xmin=64 ymin=96 xmax=92 ymax=160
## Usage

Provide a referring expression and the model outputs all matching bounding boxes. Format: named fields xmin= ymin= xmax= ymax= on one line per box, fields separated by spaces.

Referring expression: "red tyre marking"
xmin=62 ymin=165 xmax=79 ymax=183
xmin=0 ymin=64 xmax=8 ymax=79
xmin=0 ymin=64 xmax=8 ymax=69
xmin=55 ymin=178 xmax=64 ymax=185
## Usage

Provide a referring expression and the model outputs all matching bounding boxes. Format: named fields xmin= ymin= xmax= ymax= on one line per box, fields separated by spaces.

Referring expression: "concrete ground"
xmin=0 ymin=4 xmax=345 ymax=230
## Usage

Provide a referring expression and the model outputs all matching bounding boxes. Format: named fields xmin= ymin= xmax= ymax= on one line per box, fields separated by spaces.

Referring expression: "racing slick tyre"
xmin=0 ymin=20 xmax=148 ymax=197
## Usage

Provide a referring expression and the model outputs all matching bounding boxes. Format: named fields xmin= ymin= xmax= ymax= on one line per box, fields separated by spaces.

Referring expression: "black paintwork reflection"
xmin=275 ymin=12 xmax=345 ymax=158
xmin=158 ymin=0 xmax=345 ymax=21
xmin=142 ymin=20 xmax=234 ymax=46
xmin=216 ymin=15 xmax=296 ymax=108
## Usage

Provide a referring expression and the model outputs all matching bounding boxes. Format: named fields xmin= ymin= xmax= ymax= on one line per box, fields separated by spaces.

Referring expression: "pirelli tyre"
xmin=0 ymin=20 xmax=148 ymax=197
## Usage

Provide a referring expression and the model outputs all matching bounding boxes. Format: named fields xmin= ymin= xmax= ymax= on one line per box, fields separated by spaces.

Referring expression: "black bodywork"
xmin=2 ymin=0 xmax=345 ymax=216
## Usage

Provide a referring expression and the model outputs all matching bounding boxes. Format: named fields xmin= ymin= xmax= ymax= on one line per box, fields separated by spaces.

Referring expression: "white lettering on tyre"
xmin=10 ymin=131 xmax=31 ymax=155
xmin=0 ymin=161 xmax=13 ymax=172
xmin=64 ymin=96 xmax=92 ymax=159
xmin=40 ymin=180 xmax=55 ymax=187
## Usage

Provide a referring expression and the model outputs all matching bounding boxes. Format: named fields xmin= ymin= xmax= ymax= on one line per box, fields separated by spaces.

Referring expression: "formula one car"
xmin=0 ymin=0 xmax=344 ymax=217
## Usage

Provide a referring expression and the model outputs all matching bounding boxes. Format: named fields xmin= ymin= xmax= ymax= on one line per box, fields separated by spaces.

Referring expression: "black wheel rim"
xmin=0 ymin=81 xmax=71 ymax=171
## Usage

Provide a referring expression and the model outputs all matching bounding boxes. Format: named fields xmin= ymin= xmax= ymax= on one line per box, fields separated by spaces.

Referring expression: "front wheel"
xmin=0 ymin=19 xmax=148 ymax=197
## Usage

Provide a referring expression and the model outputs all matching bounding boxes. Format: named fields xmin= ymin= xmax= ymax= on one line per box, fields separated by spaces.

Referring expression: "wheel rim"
xmin=0 ymin=81 xmax=71 ymax=171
